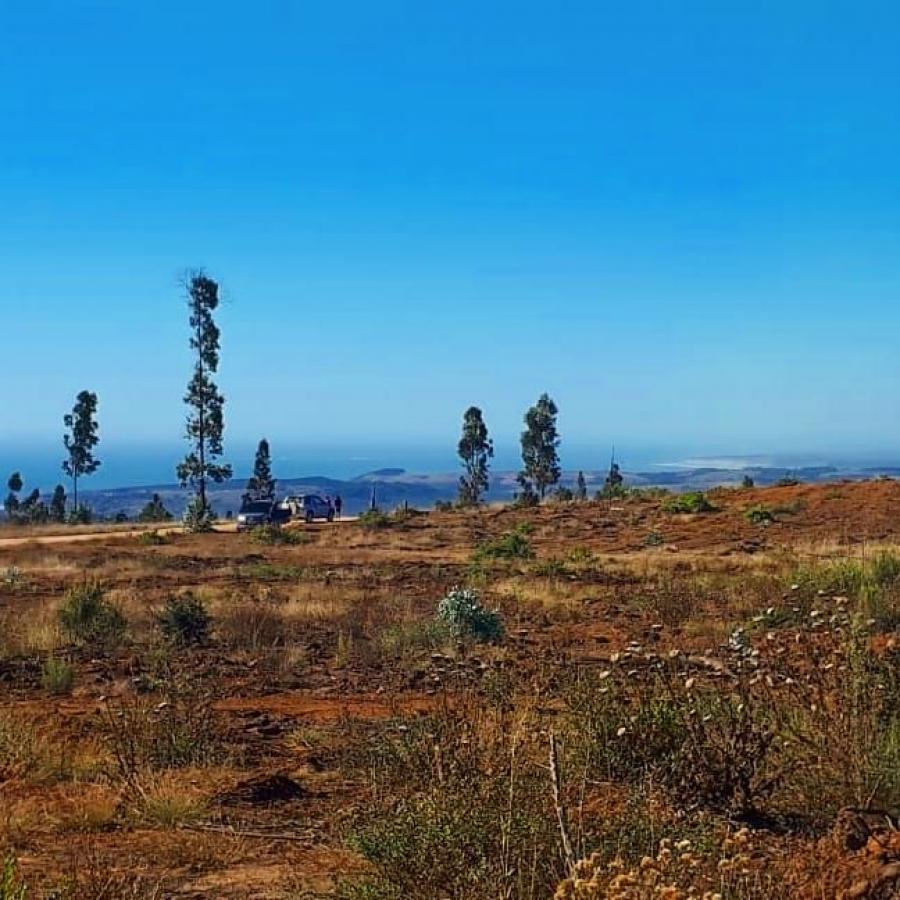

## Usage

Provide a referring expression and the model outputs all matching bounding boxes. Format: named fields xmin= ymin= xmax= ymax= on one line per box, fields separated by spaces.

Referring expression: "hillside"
xmin=3 ymin=479 xmax=900 ymax=897
xmin=24 ymin=460 xmax=898 ymax=520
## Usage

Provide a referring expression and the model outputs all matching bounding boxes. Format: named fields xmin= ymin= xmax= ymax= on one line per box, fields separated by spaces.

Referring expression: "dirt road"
xmin=0 ymin=518 xmax=356 ymax=550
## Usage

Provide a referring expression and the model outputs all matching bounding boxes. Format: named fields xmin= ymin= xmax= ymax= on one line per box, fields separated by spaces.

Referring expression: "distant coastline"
xmin=4 ymin=458 xmax=896 ymax=520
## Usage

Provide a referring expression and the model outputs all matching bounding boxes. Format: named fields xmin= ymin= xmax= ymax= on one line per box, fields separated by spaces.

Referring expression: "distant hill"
xmin=5 ymin=460 xmax=893 ymax=522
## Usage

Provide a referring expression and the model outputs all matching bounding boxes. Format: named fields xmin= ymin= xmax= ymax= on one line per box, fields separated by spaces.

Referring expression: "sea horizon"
xmin=3 ymin=440 xmax=899 ymax=495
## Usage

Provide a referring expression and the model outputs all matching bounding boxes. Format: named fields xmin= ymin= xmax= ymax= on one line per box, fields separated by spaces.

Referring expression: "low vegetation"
xmin=663 ymin=491 xmax=716 ymax=513
xmin=57 ymin=581 xmax=126 ymax=646
xmin=437 ymin=586 xmax=504 ymax=642
xmin=2 ymin=480 xmax=900 ymax=897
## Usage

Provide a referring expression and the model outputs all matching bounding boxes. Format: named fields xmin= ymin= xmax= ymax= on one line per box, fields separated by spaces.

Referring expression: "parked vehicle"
xmin=280 ymin=494 xmax=334 ymax=523
xmin=236 ymin=499 xmax=291 ymax=531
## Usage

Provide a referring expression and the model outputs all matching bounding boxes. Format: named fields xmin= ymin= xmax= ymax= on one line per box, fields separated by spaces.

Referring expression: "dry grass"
xmin=3 ymin=482 xmax=900 ymax=897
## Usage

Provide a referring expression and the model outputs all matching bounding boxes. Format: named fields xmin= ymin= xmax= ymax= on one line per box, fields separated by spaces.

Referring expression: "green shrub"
xmin=745 ymin=504 xmax=775 ymax=525
xmin=182 ymin=497 xmax=215 ymax=532
xmin=437 ymin=587 xmax=504 ymax=643
xmin=337 ymin=707 xmax=560 ymax=900
xmin=252 ymin=524 xmax=302 ymax=545
xmin=379 ymin=619 xmax=451 ymax=657
xmin=138 ymin=529 xmax=170 ymax=546
xmin=157 ymin=593 xmax=211 ymax=646
xmin=66 ymin=504 xmax=93 ymax=525
xmin=870 ymin=550 xmax=900 ymax=588
xmin=100 ymin=687 xmax=223 ymax=775
xmin=358 ymin=508 xmax=392 ymax=529
xmin=41 ymin=656 xmax=75 ymax=695
xmin=566 ymin=673 xmax=779 ymax=816
xmin=663 ymin=492 xmax=715 ymax=514
xmin=568 ymin=546 xmax=596 ymax=566
xmin=2 ymin=566 xmax=24 ymax=590
xmin=530 ymin=557 xmax=570 ymax=578
xmin=434 ymin=500 xmax=454 ymax=512
xmin=0 ymin=853 xmax=27 ymax=900
xmin=58 ymin=582 xmax=126 ymax=646
xmin=138 ymin=493 xmax=173 ymax=522
xmin=473 ymin=525 xmax=534 ymax=561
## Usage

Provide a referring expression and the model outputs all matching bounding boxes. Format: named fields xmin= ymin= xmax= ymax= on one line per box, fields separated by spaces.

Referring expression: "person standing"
xmin=334 ymin=494 xmax=343 ymax=519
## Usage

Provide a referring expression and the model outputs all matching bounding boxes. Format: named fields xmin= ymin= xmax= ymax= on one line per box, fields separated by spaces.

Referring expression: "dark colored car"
xmin=281 ymin=494 xmax=335 ymax=523
xmin=236 ymin=499 xmax=291 ymax=532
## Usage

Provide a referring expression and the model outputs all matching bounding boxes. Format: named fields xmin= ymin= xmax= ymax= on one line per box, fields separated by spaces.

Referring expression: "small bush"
xmin=67 ymin=504 xmax=93 ymax=525
xmin=138 ymin=493 xmax=173 ymax=522
xmin=100 ymin=687 xmax=223 ymax=776
xmin=379 ymin=619 xmax=450 ymax=657
xmin=473 ymin=525 xmax=534 ymax=561
xmin=157 ymin=592 xmax=211 ymax=646
xmin=217 ymin=600 xmax=284 ymax=650
xmin=530 ymin=557 xmax=571 ymax=578
xmin=434 ymin=499 xmax=454 ymax=512
xmin=182 ymin=497 xmax=215 ymax=532
xmin=437 ymin=587 xmax=504 ymax=643
xmin=252 ymin=524 xmax=302 ymax=545
xmin=41 ymin=656 xmax=75 ymax=695
xmin=2 ymin=566 xmax=24 ymax=590
xmin=358 ymin=508 xmax=392 ymax=529
xmin=138 ymin=529 xmax=169 ymax=546
xmin=0 ymin=853 xmax=27 ymax=900
xmin=745 ymin=504 xmax=775 ymax=525
xmin=568 ymin=546 xmax=596 ymax=566
xmin=58 ymin=582 xmax=126 ymax=646
xmin=663 ymin=492 xmax=715 ymax=514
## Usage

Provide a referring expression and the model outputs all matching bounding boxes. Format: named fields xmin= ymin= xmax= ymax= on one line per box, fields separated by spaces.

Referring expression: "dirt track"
xmin=0 ymin=518 xmax=357 ymax=549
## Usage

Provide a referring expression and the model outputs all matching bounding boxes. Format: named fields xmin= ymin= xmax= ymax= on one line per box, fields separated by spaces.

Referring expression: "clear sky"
xmin=2 ymin=1 xmax=900 ymax=486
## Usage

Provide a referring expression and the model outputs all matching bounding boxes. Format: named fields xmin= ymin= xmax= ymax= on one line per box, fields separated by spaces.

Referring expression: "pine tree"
xmin=247 ymin=438 xmax=276 ymax=500
xmin=604 ymin=454 xmax=624 ymax=495
xmin=518 ymin=393 xmax=561 ymax=500
xmin=576 ymin=470 xmax=587 ymax=501
xmin=457 ymin=407 xmax=493 ymax=505
xmin=176 ymin=272 xmax=232 ymax=514
xmin=138 ymin=493 xmax=173 ymax=522
xmin=62 ymin=390 xmax=100 ymax=513
xmin=50 ymin=485 xmax=67 ymax=522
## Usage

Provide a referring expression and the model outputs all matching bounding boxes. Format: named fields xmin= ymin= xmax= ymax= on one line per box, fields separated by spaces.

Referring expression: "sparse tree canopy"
xmin=457 ymin=407 xmax=493 ymax=505
xmin=5 ymin=472 xmax=22 ymax=518
xmin=176 ymin=272 xmax=232 ymax=515
xmin=62 ymin=390 xmax=100 ymax=513
xmin=247 ymin=438 xmax=276 ymax=500
xmin=138 ymin=493 xmax=173 ymax=523
xmin=50 ymin=485 xmax=67 ymax=522
xmin=4 ymin=474 xmax=47 ymax=524
xmin=576 ymin=470 xmax=587 ymax=501
xmin=518 ymin=393 xmax=561 ymax=500
xmin=606 ymin=461 xmax=623 ymax=490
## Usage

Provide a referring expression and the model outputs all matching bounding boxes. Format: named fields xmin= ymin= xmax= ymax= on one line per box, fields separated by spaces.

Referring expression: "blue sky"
xmin=2 ymin=1 xmax=900 ymax=486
